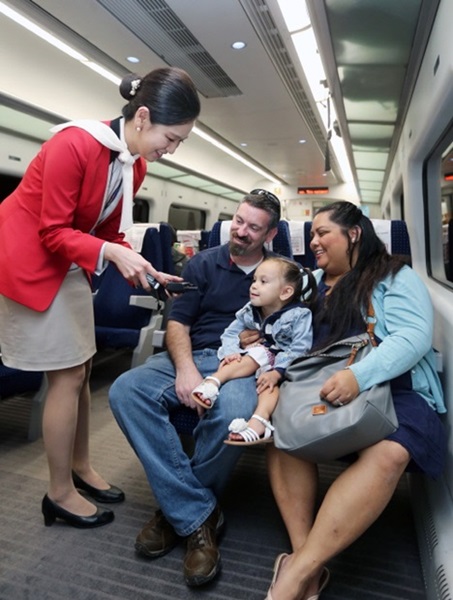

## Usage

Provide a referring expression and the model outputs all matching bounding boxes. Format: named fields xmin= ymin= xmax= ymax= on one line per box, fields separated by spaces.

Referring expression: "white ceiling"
xmin=0 ymin=0 xmax=437 ymax=206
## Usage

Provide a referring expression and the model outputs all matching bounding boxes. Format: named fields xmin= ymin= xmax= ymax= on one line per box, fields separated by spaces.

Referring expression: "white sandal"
xmin=191 ymin=376 xmax=221 ymax=409
xmin=306 ymin=567 xmax=330 ymax=600
xmin=224 ymin=414 xmax=274 ymax=446
xmin=265 ymin=555 xmax=329 ymax=600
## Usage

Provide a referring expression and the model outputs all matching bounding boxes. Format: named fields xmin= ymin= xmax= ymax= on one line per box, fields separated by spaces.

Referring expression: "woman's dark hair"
xmin=120 ymin=67 xmax=200 ymax=125
xmin=313 ymin=201 xmax=406 ymax=345
xmin=264 ymin=257 xmax=317 ymax=308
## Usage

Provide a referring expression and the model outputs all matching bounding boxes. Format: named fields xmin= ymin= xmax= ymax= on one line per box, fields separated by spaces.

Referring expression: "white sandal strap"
xmin=226 ymin=415 xmax=274 ymax=444
xmin=192 ymin=376 xmax=220 ymax=408
xmin=250 ymin=414 xmax=274 ymax=431
xmin=237 ymin=426 xmax=261 ymax=443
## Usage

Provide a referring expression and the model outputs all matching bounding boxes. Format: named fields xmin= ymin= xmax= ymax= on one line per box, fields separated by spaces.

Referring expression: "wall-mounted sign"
xmin=297 ymin=187 xmax=329 ymax=195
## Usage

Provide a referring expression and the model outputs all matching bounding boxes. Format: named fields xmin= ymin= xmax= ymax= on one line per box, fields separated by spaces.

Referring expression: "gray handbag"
xmin=273 ymin=303 xmax=398 ymax=462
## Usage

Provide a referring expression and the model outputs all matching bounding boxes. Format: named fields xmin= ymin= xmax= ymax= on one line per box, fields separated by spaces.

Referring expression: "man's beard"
xmin=229 ymin=238 xmax=250 ymax=256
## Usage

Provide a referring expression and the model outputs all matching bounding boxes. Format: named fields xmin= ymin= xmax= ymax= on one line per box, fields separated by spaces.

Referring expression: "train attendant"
xmin=0 ymin=67 xmax=200 ymax=528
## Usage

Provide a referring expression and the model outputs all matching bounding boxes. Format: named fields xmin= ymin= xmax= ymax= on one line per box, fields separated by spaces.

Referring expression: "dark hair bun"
xmin=119 ymin=73 xmax=142 ymax=100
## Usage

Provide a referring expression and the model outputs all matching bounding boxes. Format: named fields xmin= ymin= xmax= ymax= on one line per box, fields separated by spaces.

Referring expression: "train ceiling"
xmin=0 ymin=0 xmax=440 ymax=207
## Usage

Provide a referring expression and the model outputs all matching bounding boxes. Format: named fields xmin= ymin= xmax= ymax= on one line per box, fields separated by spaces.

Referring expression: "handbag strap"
xmin=366 ymin=300 xmax=378 ymax=347
xmin=345 ymin=300 xmax=377 ymax=367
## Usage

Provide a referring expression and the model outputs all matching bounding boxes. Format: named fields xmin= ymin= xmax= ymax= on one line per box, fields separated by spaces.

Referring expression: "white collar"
xmin=51 ymin=118 xmax=139 ymax=231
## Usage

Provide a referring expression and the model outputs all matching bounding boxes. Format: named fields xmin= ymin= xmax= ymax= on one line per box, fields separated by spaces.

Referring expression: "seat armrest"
xmin=152 ymin=329 xmax=166 ymax=348
xmin=129 ymin=295 xmax=161 ymax=310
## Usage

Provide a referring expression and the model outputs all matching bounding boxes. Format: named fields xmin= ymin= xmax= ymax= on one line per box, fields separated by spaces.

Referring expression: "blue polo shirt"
xmin=169 ymin=244 xmax=270 ymax=350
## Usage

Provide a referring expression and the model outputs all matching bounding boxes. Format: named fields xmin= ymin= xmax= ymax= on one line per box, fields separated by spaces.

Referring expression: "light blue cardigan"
xmin=314 ymin=266 xmax=446 ymax=413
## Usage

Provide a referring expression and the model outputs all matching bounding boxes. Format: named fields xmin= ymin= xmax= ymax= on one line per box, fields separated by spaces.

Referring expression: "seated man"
xmin=109 ymin=190 xmax=281 ymax=587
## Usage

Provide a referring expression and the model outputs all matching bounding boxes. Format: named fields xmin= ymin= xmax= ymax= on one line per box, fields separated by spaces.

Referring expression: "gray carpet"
xmin=0 ymin=350 xmax=426 ymax=599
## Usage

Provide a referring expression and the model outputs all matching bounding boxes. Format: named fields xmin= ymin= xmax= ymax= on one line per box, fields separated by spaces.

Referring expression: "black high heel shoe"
xmin=41 ymin=494 xmax=114 ymax=528
xmin=72 ymin=471 xmax=125 ymax=503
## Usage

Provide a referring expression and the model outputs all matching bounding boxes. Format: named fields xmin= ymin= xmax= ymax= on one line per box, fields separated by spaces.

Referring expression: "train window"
xmin=442 ymin=190 xmax=453 ymax=282
xmin=133 ymin=198 xmax=150 ymax=223
xmin=399 ymin=192 xmax=405 ymax=221
xmin=168 ymin=204 xmax=206 ymax=230
xmin=0 ymin=174 xmax=21 ymax=202
xmin=425 ymin=127 xmax=453 ymax=286
xmin=218 ymin=212 xmax=234 ymax=221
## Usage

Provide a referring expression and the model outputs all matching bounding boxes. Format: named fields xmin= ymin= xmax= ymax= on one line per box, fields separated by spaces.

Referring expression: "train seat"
xmin=125 ymin=222 xmax=176 ymax=275
xmin=208 ymin=219 xmax=294 ymax=259
xmin=93 ymin=226 xmax=168 ymax=368
xmin=199 ymin=230 xmax=211 ymax=251
xmin=371 ymin=218 xmax=412 ymax=260
xmin=157 ymin=218 xmax=413 ymax=439
xmin=0 ymin=358 xmax=47 ymax=441
xmin=155 ymin=222 xmax=176 ymax=274
xmin=170 ymin=229 xmax=211 ymax=258
xmin=286 ymin=220 xmax=316 ymax=269
xmin=92 ymin=222 xmax=176 ymax=293
xmin=176 ymin=229 xmax=203 ymax=256
xmin=288 ymin=218 xmax=411 ymax=269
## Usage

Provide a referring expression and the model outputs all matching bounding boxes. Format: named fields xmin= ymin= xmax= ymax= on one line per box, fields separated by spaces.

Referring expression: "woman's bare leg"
xmin=267 ymin=445 xmax=319 ymax=550
xmin=268 ymin=440 xmax=410 ymax=600
xmin=43 ymin=364 xmax=97 ymax=515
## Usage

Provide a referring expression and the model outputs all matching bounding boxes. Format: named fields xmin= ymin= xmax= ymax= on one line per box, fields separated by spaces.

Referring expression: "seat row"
xmin=151 ymin=218 xmax=412 ymax=437
xmin=0 ymin=218 xmax=411 ymax=440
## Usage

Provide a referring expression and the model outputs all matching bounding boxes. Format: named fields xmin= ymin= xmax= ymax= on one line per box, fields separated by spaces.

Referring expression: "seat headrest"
xmin=124 ymin=223 xmax=160 ymax=251
xmin=209 ymin=220 xmax=293 ymax=259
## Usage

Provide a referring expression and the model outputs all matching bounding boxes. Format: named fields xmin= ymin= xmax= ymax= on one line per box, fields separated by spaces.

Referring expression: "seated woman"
xmin=258 ymin=201 xmax=447 ymax=600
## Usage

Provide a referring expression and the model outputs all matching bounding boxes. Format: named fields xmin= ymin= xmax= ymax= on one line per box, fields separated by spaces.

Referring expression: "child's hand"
xmin=220 ymin=353 xmax=243 ymax=366
xmin=256 ymin=370 xmax=282 ymax=393
xmin=239 ymin=329 xmax=262 ymax=348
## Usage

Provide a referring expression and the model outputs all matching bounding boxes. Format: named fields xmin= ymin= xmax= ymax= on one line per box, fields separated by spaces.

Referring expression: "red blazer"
xmin=0 ymin=124 xmax=147 ymax=311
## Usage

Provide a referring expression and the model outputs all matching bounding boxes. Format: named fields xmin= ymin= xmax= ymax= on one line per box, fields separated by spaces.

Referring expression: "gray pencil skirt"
xmin=0 ymin=268 xmax=96 ymax=371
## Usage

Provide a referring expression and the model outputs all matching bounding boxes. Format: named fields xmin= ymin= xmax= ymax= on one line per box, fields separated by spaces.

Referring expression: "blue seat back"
xmin=0 ymin=361 xmax=43 ymax=399
xmin=289 ymin=219 xmax=411 ymax=270
xmin=93 ymin=268 xmax=152 ymax=329
xmin=93 ymin=226 xmax=164 ymax=352
xmin=208 ymin=219 xmax=294 ymax=259
xmin=290 ymin=221 xmax=316 ymax=269
xmin=0 ymin=358 xmax=45 ymax=441
xmin=170 ymin=406 xmax=201 ymax=436
xmin=199 ymin=230 xmax=211 ymax=251
xmin=389 ymin=220 xmax=411 ymax=258
xmin=140 ymin=227 xmax=164 ymax=271
xmin=272 ymin=220 xmax=294 ymax=258
xmin=155 ymin=222 xmax=176 ymax=274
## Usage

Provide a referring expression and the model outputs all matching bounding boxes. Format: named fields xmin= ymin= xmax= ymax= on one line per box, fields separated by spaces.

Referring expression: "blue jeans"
xmin=109 ymin=349 xmax=257 ymax=536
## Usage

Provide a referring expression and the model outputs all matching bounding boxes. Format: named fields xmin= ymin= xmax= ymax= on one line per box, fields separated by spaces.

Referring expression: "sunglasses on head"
xmin=250 ymin=188 xmax=281 ymax=215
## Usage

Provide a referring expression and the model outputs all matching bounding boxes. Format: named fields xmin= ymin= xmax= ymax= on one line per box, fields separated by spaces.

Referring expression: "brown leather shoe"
xmin=183 ymin=504 xmax=224 ymax=586
xmin=135 ymin=509 xmax=178 ymax=558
